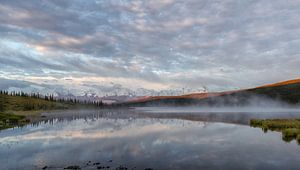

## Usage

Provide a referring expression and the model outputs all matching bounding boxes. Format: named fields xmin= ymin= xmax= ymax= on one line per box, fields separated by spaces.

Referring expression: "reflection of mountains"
xmin=137 ymin=112 xmax=300 ymax=125
xmin=29 ymin=109 xmax=300 ymax=128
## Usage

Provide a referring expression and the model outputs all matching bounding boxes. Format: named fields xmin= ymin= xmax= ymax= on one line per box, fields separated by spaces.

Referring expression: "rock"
xmin=64 ymin=165 xmax=81 ymax=169
xmin=116 ymin=166 xmax=128 ymax=170
xmin=42 ymin=166 xmax=48 ymax=170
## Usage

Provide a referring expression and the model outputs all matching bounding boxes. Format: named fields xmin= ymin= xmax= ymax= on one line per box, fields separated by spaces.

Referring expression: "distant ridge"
xmin=254 ymin=78 xmax=300 ymax=88
xmin=120 ymin=78 xmax=300 ymax=106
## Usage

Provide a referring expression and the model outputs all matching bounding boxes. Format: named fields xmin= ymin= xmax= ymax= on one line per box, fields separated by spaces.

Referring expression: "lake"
xmin=1 ymin=107 xmax=300 ymax=170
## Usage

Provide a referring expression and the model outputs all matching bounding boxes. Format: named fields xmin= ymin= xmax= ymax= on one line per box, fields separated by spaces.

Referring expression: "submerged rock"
xmin=116 ymin=166 xmax=128 ymax=170
xmin=64 ymin=165 xmax=81 ymax=170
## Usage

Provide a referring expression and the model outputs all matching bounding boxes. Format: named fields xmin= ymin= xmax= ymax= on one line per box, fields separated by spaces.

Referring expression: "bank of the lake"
xmin=0 ymin=112 xmax=28 ymax=130
xmin=250 ymin=119 xmax=300 ymax=143
xmin=0 ymin=92 xmax=104 ymax=130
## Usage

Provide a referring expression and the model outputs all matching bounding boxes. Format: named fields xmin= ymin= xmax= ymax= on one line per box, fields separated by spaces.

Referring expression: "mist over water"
xmin=134 ymin=94 xmax=300 ymax=114
xmin=134 ymin=106 xmax=300 ymax=113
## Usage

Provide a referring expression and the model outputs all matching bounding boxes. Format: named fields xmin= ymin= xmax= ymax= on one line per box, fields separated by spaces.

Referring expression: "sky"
xmin=0 ymin=0 xmax=300 ymax=96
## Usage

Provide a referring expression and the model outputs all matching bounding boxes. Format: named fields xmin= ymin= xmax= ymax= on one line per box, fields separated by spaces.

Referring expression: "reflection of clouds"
xmin=0 ymin=117 xmax=222 ymax=148
xmin=0 ymin=119 xmax=175 ymax=142
xmin=1 ymin=116 xmax=300 ymax=169
xmin=0 ymin=117 xmax=235 ymax=146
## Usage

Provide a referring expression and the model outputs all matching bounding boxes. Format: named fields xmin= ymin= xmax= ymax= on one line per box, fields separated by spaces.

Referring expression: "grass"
xmin=250 ymin=119 xmax=300 ymax=144
xmin=0 ymin=94 xmax=70 ymax=112
xmin=0 ymin=112 xmax=29 ymax=130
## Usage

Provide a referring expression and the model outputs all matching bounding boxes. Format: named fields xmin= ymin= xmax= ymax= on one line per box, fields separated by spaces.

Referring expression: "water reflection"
xmin=134 ymin=107 xmax=300 ymax=125
xmin=35 ymin=107 xmax=300 ymax=126
xmin=0 ymin=109 xmax=300 ymax=169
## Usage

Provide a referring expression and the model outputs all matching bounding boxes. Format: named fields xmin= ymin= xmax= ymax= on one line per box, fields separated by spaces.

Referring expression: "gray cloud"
xmin=0 ymin=0 xmax=300 ymax=95
xmin=0 ymin=78 xmax=32 ymax=90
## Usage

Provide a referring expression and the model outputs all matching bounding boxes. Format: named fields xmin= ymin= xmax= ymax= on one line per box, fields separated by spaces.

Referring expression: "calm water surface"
xmin=1 ymin=108 xmax=300 ymax=170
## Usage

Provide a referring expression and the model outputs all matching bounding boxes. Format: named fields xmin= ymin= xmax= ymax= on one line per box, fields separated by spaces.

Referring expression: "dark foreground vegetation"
xmin=0 ymin=91 xmax=104 ymax=130
xmin=250 ymin=119 xmax=300 ymax=144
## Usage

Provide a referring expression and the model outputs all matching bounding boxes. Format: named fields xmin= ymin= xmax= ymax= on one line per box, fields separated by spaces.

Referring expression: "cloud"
xmin=0 ymin=78 xmax=32 ymax=89
xmin=0 ymin=0 xmax=300 ymax=95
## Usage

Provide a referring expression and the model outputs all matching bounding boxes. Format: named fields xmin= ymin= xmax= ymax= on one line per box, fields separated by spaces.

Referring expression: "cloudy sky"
xmin=0 ymin=0 xmax=300 ymax=96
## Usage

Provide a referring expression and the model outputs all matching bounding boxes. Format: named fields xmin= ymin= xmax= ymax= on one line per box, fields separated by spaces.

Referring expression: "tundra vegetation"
xmin=250 ymin=119 xmax=300 ymax=144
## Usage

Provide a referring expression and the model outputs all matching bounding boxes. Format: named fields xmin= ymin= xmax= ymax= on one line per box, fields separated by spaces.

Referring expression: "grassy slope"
xmin=0 ymin=94 xmax=70 ymax=129
xmin=122 ymin=79 xmax=300 ymax=106
xmin=247 ymin=81 xmax=300 ymax=104
xmin=0 ymin=94 xmax=99 ymax=130
xmin=255 ymin=79 xmax=300 ymax=88
xmin=0 ymin=94 xmax=70 ymax=112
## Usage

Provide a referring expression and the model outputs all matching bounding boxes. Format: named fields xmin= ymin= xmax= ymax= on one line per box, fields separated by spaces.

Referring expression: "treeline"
xmin=0 ymin=90 xmax=105 ymax=109
xmin=0 ymin=90 xmax=54 ymax=100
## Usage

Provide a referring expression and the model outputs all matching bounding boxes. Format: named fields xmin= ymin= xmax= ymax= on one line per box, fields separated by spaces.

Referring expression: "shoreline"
xmin=0 ymin=109 xmax=69 ymax=130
